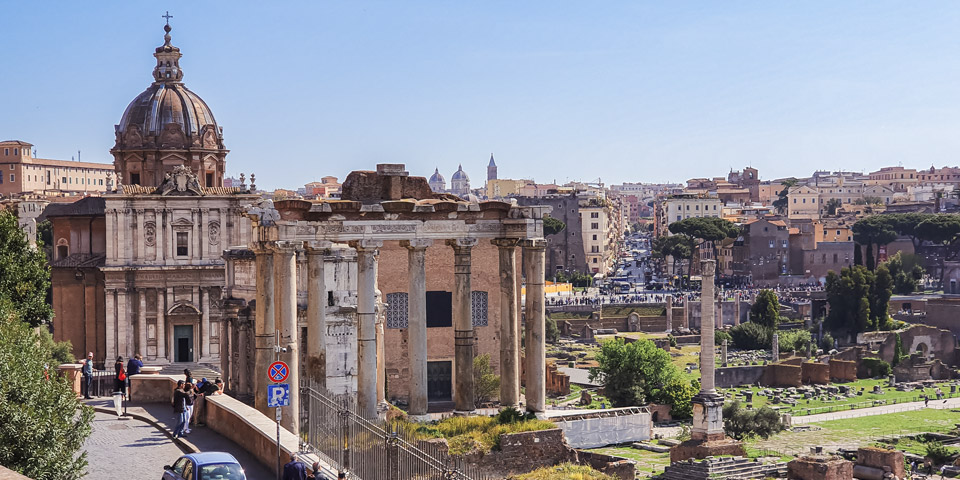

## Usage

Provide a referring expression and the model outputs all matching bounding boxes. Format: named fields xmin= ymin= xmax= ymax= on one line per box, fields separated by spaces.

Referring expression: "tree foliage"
xmin=0 ymin=211 xmax=53 ymax=327
xmin=749 ymin=289 xmax=780 ymax=328
xmin=652 ymin=234 xmax=696 ymax=276
xmin=892 ymin=332 xmax=905 ymax=367
xmin=545 ymin=316 xmax=559 ymax=344
xmin=589 ymin=338 xmax=681 ymax=408
xmin=772 ymin=178 xmax=798 ymax=215
xmin=825 ymin=198 xmax=843 ymax=216
xmin=0 ymin=301 xmax=94 ymax=480
xmin=668 ymin=217 xmax=739 ymax=280
xmin=473 ymin=353 xmax=500 ymax=407
xmin=825 ymin=265 xmax=894 ymax=334
xmin=722 ymin=400 xmax=785 ymax=440
xmin=543 ymin=215 xmax=566 ymax=236
xmin=660 ymin=379 xmax=699 ymax=419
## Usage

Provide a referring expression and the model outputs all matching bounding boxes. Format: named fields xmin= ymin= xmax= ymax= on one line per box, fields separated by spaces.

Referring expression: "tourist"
xmin=126 ymin=354 xmax=143 ymax=396
xmin=114 ymin=356 xmax=127 ymax=398
xmin=308 ymin=461 xmax=328 ymax=479
xmin=172 ymin=380 xmax=188 ymax=438
xmin=82 ymin=352 xmax=94 ymax=399
xmin=193 ymin=377 xmax=222 ymax=426
xmin=183 ymin=368 xmax=194 ymax=385
xmin=184 ymin=383 xmax=196 ymax=432
xmin=282 ymin=453 xmax=308 ymax=480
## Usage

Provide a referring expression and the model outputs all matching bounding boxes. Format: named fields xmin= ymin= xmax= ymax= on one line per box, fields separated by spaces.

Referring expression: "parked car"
xmin=163 ymin=452 xmax=246 ymax=480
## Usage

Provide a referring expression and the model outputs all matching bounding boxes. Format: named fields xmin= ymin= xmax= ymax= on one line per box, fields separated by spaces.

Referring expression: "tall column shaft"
xmin=116 ymin=288 xmax=128 ymax=360
xmin=448 ymin=238 xmax=478 ymax=413
xmin=166 ymin=288 xmax=175 ymax=362
xmin=521 ymin=239 xmax=547 ymax=413
xmin=105 ymin=289 xmax=116 ymax=363
xmin=700 ymin=260 xmax=716 ymax=393
xmin=305 ymin=242 xmax=330 ymax=386
xmin=493 ymin=239 xmax=520 ymax=408
xmin=201 ymin=288 xmax=211 ymax=360
xmin=402 ymin=240 xmax=431 ymax=417
xmin=273 ymin=242 xmax=299 ymax=434
xmin=253 ymin=246 xmax=276 ymax=414
xmin=156 ymin=289 xmax=165 ymax=361
xmin=353 ymin=240 xmax=382 ymax=420
xmin=138 ymin=289 xmax=147 ymax=357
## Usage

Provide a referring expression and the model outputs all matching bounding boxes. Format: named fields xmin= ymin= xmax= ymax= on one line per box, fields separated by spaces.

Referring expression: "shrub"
xmin=659 ymin=379 xmax=699 ymax=419
xmin=495 ymin=406 xmax=536 ymax=424
xmin=729 ymin=322 xmax=772 ymax=350
xmin=668 ymin=334 xmax=678 ymax=348
xmin=722 ymin=400 xmax=784 ymax=440
xmin=777 ymin=329 xmax=811 ymax=353
xmin=926 ymin=441 xmax=955 ymax=465
xmin=473 ymin=354 xmax=500 ymax=407
xmin=715 ymin=331 xmax=732 ymax=346
xmin=820 ymin=333 xmax=834 ymax=351
xmin=509 ymin=463 xmax=614 ymax=480
xmin=861 ymin=357 xmax=891 ymax=378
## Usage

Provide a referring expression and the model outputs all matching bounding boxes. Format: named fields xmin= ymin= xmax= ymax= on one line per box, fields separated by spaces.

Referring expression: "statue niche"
xmin=123 ymin=125 xmax=144 ymax=148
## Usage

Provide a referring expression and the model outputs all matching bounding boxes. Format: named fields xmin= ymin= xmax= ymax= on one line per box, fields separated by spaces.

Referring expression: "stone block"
xmin=856 ymin=447 xmax=904 ymax=479
xmin=669 ymin=437 xmax=746 ymax=463
xmin=787 ymin=455 xmax=854 ymax=480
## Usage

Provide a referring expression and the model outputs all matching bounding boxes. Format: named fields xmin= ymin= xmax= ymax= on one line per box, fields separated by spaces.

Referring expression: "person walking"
xmin=126 ymin=354 xmax=143 ymax=397
xmin=82 ymin=352 xmax=94 ymax=399
xmin=114 ymin=356 xmax=127 ymax=398
xmin=282 ymin=453 xmax=308 ymax=480
xmin=184 ymin=383 xmax=196 ymax=433
xmin=172 ymin=381 xmax=188 ymax=438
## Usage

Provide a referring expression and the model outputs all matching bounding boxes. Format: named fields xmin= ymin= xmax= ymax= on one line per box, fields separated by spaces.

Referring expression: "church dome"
xmin=116 ymin=22 xmax=220 ymax=143
xmin=429 ymin=168 xmax=445 ymax=184
xmin=451 ymin=164 xmax=470 ymax=182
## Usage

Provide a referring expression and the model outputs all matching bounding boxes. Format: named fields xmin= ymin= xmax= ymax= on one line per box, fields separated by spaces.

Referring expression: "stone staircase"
xmin=159 ymin=363 xmax=223 ymax=382
xmin=660 ymin=456 xmax=787 ymax=480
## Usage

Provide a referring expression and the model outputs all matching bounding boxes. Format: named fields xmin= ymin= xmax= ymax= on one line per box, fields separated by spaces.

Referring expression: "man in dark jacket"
xmin=172 ymin=381 xmax=188 ymax=438
xmin=126 ymin=354 xmax=143 ymax=397
xmin=282 ymin=453 xmax=308 ymax=480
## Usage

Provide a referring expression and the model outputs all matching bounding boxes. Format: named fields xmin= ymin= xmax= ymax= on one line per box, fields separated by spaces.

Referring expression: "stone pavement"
xmin=790 ymin=396 xmax=960 ymax=425
xmin=84 ymin=398 xmax=273 ymax=480
xmin=82 ymin=411 xmax=184 ymax=478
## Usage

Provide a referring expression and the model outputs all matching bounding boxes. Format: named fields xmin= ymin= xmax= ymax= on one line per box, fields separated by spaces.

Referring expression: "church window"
xmin=471 ymin=291 xmax=488 ymax=327
xmin=206 ymin=172 xmax=214 ymax=187
xmin=385 ymin=292 xmax=408 ymax=329
xmin=176 ymin=232 xmax=189 ymax=256
xmin=426 ymin=291 xmax=452 ymax=328
xmin=57 ymin=245 xmax=68 ymax=259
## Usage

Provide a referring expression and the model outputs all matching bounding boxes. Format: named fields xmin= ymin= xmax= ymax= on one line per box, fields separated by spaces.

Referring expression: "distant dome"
xmin=429 ymin=168 xmax=445 ymax=184
xmin=452 ymin=164 xmax=470 ymax=182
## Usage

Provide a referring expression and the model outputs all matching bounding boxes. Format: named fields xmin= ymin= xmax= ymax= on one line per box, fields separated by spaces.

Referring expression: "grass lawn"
xmin=584 ymin=446 xmax=671 ymax=478
xmin=749 ymin=408 xmax=960 ymax=455
xmin=600 ymin=306 xmax=666 ymax=317
xmin=874 ymin=435 xmax=960 ymax=457
xmin=721 ymin=379 xmax=957 ymax=416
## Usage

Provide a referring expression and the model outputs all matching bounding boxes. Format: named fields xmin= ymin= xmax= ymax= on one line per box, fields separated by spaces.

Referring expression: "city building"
xmin=0 ymin=141 xmax=113 ymax=196
xmin=450 ymin=164 xmax=471 ymax=197
xmin=732 ymin=217 xmax=790 ymax=286
xmin=304 ymin=176 xmax=341 ymax=198
xmin=428 ymin=168 xmax=446 ymax=192
xmin=487 ymin=154 xmax=497 ymax=181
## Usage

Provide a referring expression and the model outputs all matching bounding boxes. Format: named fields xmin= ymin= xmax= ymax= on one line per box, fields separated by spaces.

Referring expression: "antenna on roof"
xmin=77 ymin=150 xmax=80 ymax=162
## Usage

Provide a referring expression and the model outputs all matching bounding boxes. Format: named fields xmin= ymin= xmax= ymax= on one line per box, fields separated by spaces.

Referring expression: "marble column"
xmin=135 ymin=209 xmax=144 ymax=262
xmin=721 ymin=339 xmax=728 ymax=367
xmin=448 ymin=238 xmax=478 ymax=414
xmin=716 ymin=300 xmax=723 ymax=329
xmin=402 ymin=239 xmax=431 ymax=419
xmin=105 ymin=289 xmax=116 ymax=363
xmin=156 ymin=289 xmax=165 ymax=361
xmin=734 ymin=296 xmax=741 ymax=326
xmin=772 ymin=333 xmax=779 ymax=363
xmin=699 ymin=261 xmax=716 ymax=393
xmin=666 ymin=295 xmax=674 ymax=331
xmin=201 ymin=288 xmax=211 ymax=360
xmin=353 ymin=240 xmax=382 ymax=420
xmin=493 ymin=238 xmax=520 ymax=408
xmin=138 ymin=289 xmax=148 ymax=357
xmin=116 ymin=288 xmax=128 ymax=359
xmin=253 ymin=245 xmax=276 ymax=414
xmin=521 ymin=238 xmax=547 ymax=413
xmin=117 ymin=209 xmax=127 ymax=263
xmin=166 ymin=288 xmax=175 ymax=362
xmin=305 ymin=241 xmax=331 ymax=386
xmin=273 ymin=241 xmax=299 ymax=434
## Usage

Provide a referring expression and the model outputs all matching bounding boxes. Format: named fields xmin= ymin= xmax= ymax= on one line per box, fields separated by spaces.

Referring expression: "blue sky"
xmin=3 ymin=2 xmax=960 ymax=189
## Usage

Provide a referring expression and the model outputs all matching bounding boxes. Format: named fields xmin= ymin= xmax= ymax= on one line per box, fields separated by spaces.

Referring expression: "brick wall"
xmin=464 ymin=428 xmax=577 ymax=478
xmin=828 ymin=359 xmax=857 ymax=382
xmin=801 ymin=362 xmax=830 ymax=385
xmin=763 ymin=363 xmax=802 ymax=387
xmin=787 ymin=455 xmax=853 ymax=480
xmin=857 ymin=447 xmax=904 ymax=479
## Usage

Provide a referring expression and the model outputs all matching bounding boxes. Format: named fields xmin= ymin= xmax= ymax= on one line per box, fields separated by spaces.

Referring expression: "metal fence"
xmin=87 ymin=370 xmax=120 ymax=397
xmin=300 ymin=379 xmax=495 ymax=480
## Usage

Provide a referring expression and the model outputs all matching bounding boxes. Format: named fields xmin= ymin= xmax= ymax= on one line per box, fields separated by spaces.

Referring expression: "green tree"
xmin=772 ymin=178 xmax=798 ymax=215
xmin=820 ymin=333 xmax=834 ymax=351
xmin=543 ymin=215 xmax=566 ymax=236
xmin=589 ymin=338 xmax=679 ymax=407
xmin=865 ymin=243 xmax=875 ymax=271
xmin=668 ymin=217 xmax=739 ymax=280
xmin=0 ymin=211 xmax=53 ymax=327
xmin=729 ymin=322 xmax=772 ymax=350
xmin=870 ymin=265 xmax=893 ymax=330
xmin=653 ymin=234 xmax=695 ymax=277
xmin=473 ymin=353 xmax=500 ymax=407
xmin=825 ymin=198 xmax=843 ymax=216
xmin=660 ymin=379 xmax=699 ymax=419
xmin=884 ymin=252 xmax=922 ymax=294
xmin=545 ymin=316 xmax=560 ymax=344
xmin=852 ymin=216 xmax=899 ymax=271
xmin=825 ymin=266 xmax=877 ymax=334
xmin=0 ymin=302 xmax=94 ymax=480
xmin=854 ymin=243 xmax=863 ymax=266
xmin=749 ymin=289 xmax=780 ymax=328
xmin=722 ymin=400 xmax=784 ymax=440
xmin=892 ymin=332 xmax=904 ymax=367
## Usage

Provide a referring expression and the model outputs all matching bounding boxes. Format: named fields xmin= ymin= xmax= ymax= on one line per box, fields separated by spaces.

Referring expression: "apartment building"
xmin=0 ymin=141 xmax=113 ymax=196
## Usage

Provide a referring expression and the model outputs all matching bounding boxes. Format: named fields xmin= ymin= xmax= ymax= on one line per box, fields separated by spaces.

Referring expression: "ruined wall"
xmin=828 ymin=359 xmax=857 ymax=382
xmin=856 ymin=447 xmax=904 ymax=480
xmin=763 ymin=363 xmax=802 ymax=387
xmin=578 ymin=451 xmax=636 ymax=480
xmin=463 ymin=429 xmax=577 ymax=479
xmin=787 ymin=455 xmax=854 ymax=480
xmin=715 ymin=365 xmax=766 ymax=388
xmin=801 ymin=362 xmax=830 ymax=385
xmin=878 ymin=324 xmax=958 ymax=366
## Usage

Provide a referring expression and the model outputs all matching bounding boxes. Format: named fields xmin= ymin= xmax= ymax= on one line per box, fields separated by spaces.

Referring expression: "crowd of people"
xmin=282 ymin=452 xmax=345 ymax=480
xmin=171 ymin=369 xmax=224 ymax=439
xmin=544 ymin=284 xmax=825 ymax=307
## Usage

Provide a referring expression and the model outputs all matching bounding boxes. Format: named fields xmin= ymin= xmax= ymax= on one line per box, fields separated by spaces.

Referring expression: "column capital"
xmin=349 ymin=239 xmax=383 ymax=251
xmin=304 ymin=240 xmax=333 ymax=253
xmin=269 ymin=240 xmax=300 ymax=255
xmin=445 ymin=237 xmax=478 ymax=249
xmin=491 ymin=238 xmax=520 ymax=249
xmin=701 ymin=259 xmax=716 ymax=279
xmin=519 ymin=238 xmax=547 ymax=250
xmin=401 ymin=239 xmax=433 ymax=251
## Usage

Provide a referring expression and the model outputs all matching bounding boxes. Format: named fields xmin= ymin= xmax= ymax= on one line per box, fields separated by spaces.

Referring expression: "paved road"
xmin=791 ymin=396 xmax=960 ymax=425
xmin=82 ymin=411 xmax=184 ymax=479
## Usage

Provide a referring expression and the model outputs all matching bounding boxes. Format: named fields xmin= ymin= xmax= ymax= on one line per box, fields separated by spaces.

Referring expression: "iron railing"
xmin=300 ymin=379 xmax=495 ymax=480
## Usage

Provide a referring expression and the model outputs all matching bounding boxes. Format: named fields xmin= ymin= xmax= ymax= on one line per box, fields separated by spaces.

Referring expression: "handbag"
xmin=118 ymin=368 xmax=126 ymax=381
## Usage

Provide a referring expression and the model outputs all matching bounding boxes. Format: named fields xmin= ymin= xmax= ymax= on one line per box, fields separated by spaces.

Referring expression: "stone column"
xmin=201 ymin=288 xmax=211 ymax=360
xmin=305 ymin=241 xmax=331 ymax=386
xmin=156 ymin=289 xmax=165 ymax=361
xmin=191 ymin=209 xmax=200 ymax=260
xmin=448 ymin=238 xmax=478 ymax=414
xmin=116 ymin=288 xmax=128 ymax=359
xmin=493 ymin=238 xmax=520 ymax=408
xmin=699 ymin=261 xmax=716 ymax=393
xmin=666 ymin=295 xmax=674 ymax=331
xmin=253 ymin=245 xmax=276 ymax=414
xmin=199 ymin=209 xmax=207 ymax=261
xmin=105 ymin=289 xmax=116 ymax=363
xmin=135 ymin=209 xmax=144 ymax=262
xmin=772 ymin=333 xmax=779 ymax=363
xmin=117 ymin=210 xmax=127 ymax=263
xmin=401 ymin=239 xmax=432 ymax=419
xmin=168 ymin=210 xmax=175 ymax=260
xmin=721 ymin=339 xmax=728 ymax=367
xmin=166 ymin=288 xmax=175 ymax=362
xmin=521 ymin=238 xmax=547 ymax=413
xmin=273 ymin=241 xmax=300 ymax=434
xmin=138 ymin=289 xmax=148 ymax=357
xmin=734 ymin=296 xmax=741 ymax=326
xmin=353 ymin=240 xmax=382 ymax=420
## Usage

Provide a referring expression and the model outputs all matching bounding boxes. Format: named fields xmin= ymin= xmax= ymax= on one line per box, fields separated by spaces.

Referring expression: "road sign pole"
xmin=276 ymin=406 xmax=282 ymax=480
